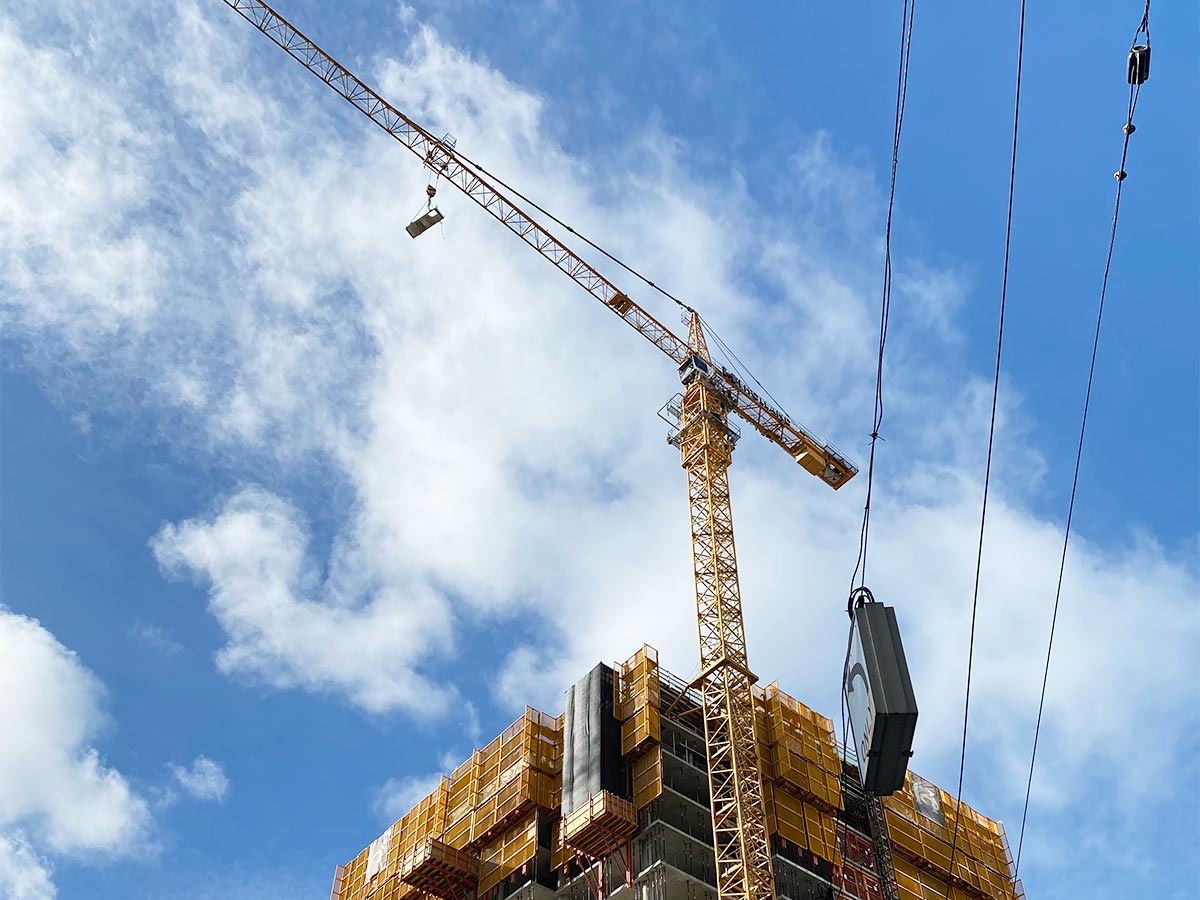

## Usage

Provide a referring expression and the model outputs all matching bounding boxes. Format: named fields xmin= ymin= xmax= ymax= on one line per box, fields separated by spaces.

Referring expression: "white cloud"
xmin=168 ymin=757 xmax=230 ymax=804
xmin=151 ymin=487 xmax=457 ymax=717
xmin=373 ymin=774 xmax=445 ymax=824
xmin=131 ymin=623 xmax=184 ymax=657
xmin=0 ymin=607 xmax=151 ymax=895
xmin=0 ymin=833 xmax=55 ymax=900
xmin=1 ymin=3 xmax=1196 ymax=897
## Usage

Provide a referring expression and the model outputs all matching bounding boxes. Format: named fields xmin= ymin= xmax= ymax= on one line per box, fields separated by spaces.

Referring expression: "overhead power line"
xmin=943 ymin=1 xmax=1027 ymax=896
xmin=1012 ymin=0 xmax=1153 ymax=877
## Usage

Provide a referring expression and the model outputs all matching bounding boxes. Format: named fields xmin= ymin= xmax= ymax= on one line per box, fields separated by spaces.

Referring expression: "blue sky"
xmin=1 ymin=2 xmax=1196 ymax=899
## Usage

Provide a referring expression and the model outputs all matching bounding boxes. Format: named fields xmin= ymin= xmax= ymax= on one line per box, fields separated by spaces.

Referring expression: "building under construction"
xmin=330 ymin=646 xmax=1024 ymax=900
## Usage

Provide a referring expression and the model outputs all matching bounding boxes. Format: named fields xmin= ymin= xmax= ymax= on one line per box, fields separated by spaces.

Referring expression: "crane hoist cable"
xmin=1013 ymin=0 xmax=1152 ymax=877
xmin=836 ymin=5 xmax=915 ymax=900
xmin=845 ymin=0 xmax=916 ymax=600
xmin=942 ymin=2 xmax=1027 ymax=897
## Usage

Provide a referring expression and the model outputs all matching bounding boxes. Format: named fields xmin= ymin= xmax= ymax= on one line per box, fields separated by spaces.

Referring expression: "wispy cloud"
xmin=1 ymin=3 xmax=1195 ymax=898
xmin=0 ymin=832 xmax=55 ymax=900
xmin=167 ymin=757 xmax=230 ymax=804
xmin=130 ymin=623 xmax=184 ymax=657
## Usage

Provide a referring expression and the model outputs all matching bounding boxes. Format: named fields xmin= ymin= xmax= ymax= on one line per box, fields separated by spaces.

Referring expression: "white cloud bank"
xmin=0 ymin=608 xmax=152 ymax=899
xmin=1 ymin=2 xmax=1196 ymax=897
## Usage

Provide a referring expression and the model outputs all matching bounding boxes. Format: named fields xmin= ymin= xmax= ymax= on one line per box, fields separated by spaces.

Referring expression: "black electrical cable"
xmin=942 ymin=3 xmax=1026 ymax=896
xmin=1012 ymin=1 xmax=1151 ymax=877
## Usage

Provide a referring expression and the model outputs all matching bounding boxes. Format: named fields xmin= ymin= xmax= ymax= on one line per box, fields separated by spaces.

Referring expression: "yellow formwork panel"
xmin=763 ymin=783 xmax=842 ymax=867
xmin=884 ymin=772 xmax=1020 ymax=900
xmin=393 ymin=779 xmax=450 ymax=855
xmin=338 ymin=706 xmax=563 ymax=900
xmin=631 ymin=748 xmax=663 ymax=810
xmin=336 ymin=846 xmax=371 ymax=900
xmin=767 ymin=741 xmax=842 ymax=810
xmin=753 ymin=682 xmax=842 ymax=813
xmin=617 ymin=645 xmax=661 ymax=721
xmin=470 ymin=768 xmax=558 ymax=845
xmin=891 ymin=856 xmax=988 ymax=900
xmin=471 ymin=710 xmax=563 ymax=810
xmin=550 ymin=820 xmax=564 ymax=872
xmin=477 ymin=813 xmax=538 ymax=895
xmin=883 ymin=771 xmax=1016 ymax=895
xmin=621 ymin=704 xmax=661 ymax=757
xmin=444 ymin=814 xmax=473 ymax=850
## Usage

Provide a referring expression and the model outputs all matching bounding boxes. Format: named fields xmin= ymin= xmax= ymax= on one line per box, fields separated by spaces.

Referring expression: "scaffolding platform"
xmin=399 ymin=837 xmax=480 ymax=900
xmin=562 ymin=791 xmax=638 ymax=860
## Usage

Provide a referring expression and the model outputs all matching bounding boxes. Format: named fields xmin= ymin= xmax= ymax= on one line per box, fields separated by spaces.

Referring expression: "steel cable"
xmin=837 ymin=3 xmax=916 ymax=898
xmin=1012 ymin=0 xmax=1152 ymax=877
xmin=453 ymin=152 xmax=809 ymax=428
xmin=942 ymin=2 xmax=1027 ymax=896
xmin=847 ymin=0 xmax=917 ymax=598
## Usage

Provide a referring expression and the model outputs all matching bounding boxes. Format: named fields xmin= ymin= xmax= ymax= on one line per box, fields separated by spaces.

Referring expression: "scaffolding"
xmin=331 ymin=648 xmax=1025 ymax=900
xmin=881 ymin=774 xmax=1024 ymax=900
xmin=400 ymin=838 xmax=481 ymax=900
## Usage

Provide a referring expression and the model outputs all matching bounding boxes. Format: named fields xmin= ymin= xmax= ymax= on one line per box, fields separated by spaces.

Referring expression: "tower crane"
xmin=219 ymin=4 xmax=858 ymax=900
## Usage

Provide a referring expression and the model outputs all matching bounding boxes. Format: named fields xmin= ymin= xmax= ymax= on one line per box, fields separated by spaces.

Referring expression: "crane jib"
xmin=220 ymin=0 xmax=856 ymax=490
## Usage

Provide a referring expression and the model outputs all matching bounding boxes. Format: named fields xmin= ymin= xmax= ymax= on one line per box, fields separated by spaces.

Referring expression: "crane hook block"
xmin=1127 ymin=44 xmax=1150 ymax=85
xmin=426 ymin=184 xmax=437 ymax=199
xmin=406 ymin=207 xmax=444 ymax=238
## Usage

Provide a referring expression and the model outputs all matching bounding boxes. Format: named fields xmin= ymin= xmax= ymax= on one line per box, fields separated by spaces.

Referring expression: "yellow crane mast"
xmin=219 ymin=4 xmax=858 ymax=900
xmin=672 ymin=312 xmax=776 ymax=900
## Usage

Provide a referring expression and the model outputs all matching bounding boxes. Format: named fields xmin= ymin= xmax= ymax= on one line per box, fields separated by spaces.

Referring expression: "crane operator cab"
xmin=407 ymin=184 xmax=444 ymax=238
xmin=678 ymin=353 xmax=711 ymax=386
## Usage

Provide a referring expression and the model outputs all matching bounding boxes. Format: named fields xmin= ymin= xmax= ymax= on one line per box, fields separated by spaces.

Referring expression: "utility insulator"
xmin=1128 ymin=44 xmax=1150 ymax=85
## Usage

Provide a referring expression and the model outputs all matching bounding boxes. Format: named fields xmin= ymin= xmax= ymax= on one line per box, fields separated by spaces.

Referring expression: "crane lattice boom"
xmin=221 ymin=0 xmax=857 ymax=490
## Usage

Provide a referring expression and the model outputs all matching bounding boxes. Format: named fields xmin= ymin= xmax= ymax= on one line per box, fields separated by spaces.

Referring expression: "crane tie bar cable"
xmin=1012 ymin=0 xmax=1152 ymax=877
xmin=458 ymin=155 xmax=693 ymax=314
xmin=457 ymin=155 xmax=800 ymax=425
